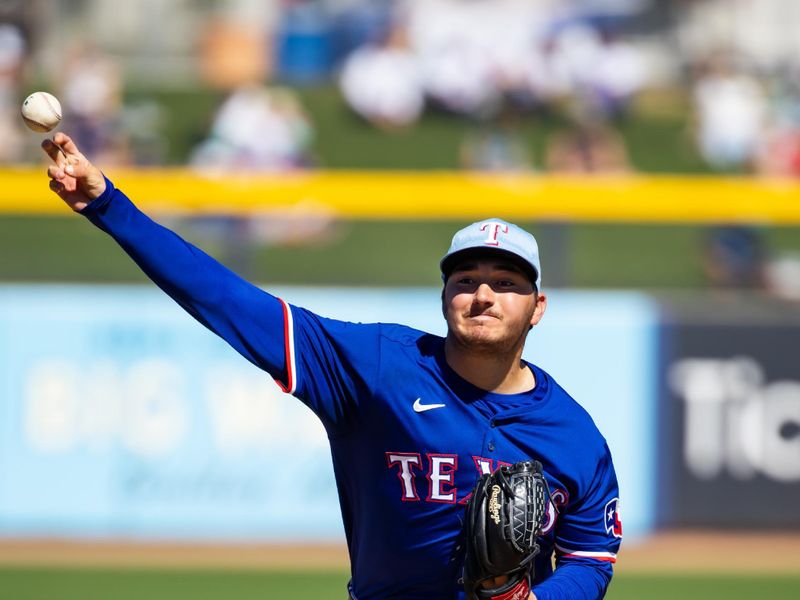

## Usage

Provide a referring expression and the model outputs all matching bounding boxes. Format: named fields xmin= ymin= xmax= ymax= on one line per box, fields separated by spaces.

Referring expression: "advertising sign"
xmin=660 ymin=314 xmax=800 ymax=528
xmin=0 ymin=285 xmax=657 ymax=540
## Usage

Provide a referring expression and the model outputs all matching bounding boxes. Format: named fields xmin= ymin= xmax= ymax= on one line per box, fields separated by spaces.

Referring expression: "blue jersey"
xmin=82 ymin=179 xmax=622 ymax=600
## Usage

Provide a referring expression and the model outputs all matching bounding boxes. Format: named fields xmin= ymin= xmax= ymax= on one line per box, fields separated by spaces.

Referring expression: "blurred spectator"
xmin=0 ymin=22 xmax=26 ymax=163
xmin=546 ymin=23 xmax=645 ymax=121
xmin=703 ymin=225 xmax=769 ymax=290
xmin=756 ymin=64 xmax=800 ymax=177
xmin=121 ymin=99 xmax=168 ymax=166
xmin=523 ymin=37 xmax=569 ymax=112
xmin=545 ymin=24 xmax=603 ymax=108
xmin=460 ymin=106 xmax=533 ymax=171
xmin=274 ymin=0 xmax=334 ymax=84
xmin=765 ymin=252 xmax=800 ymax=301
xmin=692 ymin=55 xmax=767 ymax=171
xmin=199 ymin=18 xmax=270 ymax=90
xmin=417 ymin=35 xmax=498 ymax=119
xmin=545 ymin=120 xmax=631 ymax=173
xmin=757 ymin=127 xmax=800 ymax=177
xmin=331 ymin=0 xmax=395 ymax=63
xmin=591 ymin=29 xmax=646 ymax=119
xmin=339 ymin=24 xmax=424 ymax=130
xmin=406 ymin=0 xmax=556 ymax=119
xmin=59 ymin=43 xmax=130 ymax=166
xmin=190 ymin=84 xmax=313 ymax=171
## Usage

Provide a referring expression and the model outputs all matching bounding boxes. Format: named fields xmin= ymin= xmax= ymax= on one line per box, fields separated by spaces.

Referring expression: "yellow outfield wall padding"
xmin=2 ymin=167 xmax=800 ymax=223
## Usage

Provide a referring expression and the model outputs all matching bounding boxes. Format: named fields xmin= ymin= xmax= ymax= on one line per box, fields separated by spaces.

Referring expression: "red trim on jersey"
xmin=555 ymin=544 xmax=617 ymax=563
xmin=426 ymin=453 xmax=458 ymax=504
xmin=551 ymin=488 xmax=569 ymax=508
xmin=273 ymin=298 xmax=296 ymax=394
xmin=561 ymin=553 xmax=617 ymax=563
xmin=472 ymin=455 xmax=493 ymax=475
xmin=541 ymin=488 xmax=569 ymax=535
xmin=386 ymin=452 xmax=422 ymax=502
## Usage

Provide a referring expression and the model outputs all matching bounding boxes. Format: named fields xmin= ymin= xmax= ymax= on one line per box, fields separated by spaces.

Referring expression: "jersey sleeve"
xmin=532 ymin=442 xmax=620 ymax=600
xmin=281 ymin=305 xmax=382 ymax=432
xmin=553 ymin=442 xmax=622 ymax=565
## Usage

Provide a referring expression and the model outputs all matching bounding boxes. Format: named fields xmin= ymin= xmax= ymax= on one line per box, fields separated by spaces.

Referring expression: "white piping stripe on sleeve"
xmin=273 ymin=298 xmax=298 ymax=395
xmin=555 ymin=544 xmax=617 ymax=561
xmin=284 ymin=300 xmax=297 ymax=394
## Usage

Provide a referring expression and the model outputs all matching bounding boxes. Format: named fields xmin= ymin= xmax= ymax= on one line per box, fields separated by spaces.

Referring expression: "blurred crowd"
xmin=691 ymin=54 xmax=800 ymax=177
xmin=340 ymin=2 xmax=642 ymax=135
xmin=2 ymin=0 xmax=800 ymax=295
xmin=2 ymin=0 xmax=800 ymax=174
xmin=0 ymin=21 xmax=26 ymax=164
xmin=331 ymin=0 xmax=642 ymax=173
xmin=2 ymin=0 xmax=800 ymax=176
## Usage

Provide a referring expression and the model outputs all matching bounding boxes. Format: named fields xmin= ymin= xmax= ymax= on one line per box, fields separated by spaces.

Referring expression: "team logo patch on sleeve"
xmin=604 ymin=498 xmax=622 ymax=539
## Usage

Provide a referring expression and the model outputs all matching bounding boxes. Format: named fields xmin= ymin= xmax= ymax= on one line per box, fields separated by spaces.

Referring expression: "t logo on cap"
xmin=480 ymin=222 xmax=509 ymax=247
xmin=439 ymin=217 xmax=542 ymax=289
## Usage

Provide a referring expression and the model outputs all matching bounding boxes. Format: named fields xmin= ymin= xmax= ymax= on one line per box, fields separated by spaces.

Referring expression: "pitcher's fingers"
xmin=49 ymin=178 xmax=66 ymax=196
xmin=41 ymin=139 xmax=67 ymax=166
xmin=47 ymin=164 xmax=66 ymax=180
xmin=52 ymin=132 xmax=80 ymax=156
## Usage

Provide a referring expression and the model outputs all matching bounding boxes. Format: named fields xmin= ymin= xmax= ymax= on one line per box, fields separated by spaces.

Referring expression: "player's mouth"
xmin=465 ymin=311 xmax=501 ymax=322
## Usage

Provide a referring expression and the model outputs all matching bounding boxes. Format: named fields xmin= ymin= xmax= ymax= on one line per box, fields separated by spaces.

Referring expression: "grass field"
xmin=4 ymin=215 xmax=800 ymax=289
xmin=1 ymin=567 xmax=798 ymax=600
xmin=1 ymin=533 xmax=797 ymax=599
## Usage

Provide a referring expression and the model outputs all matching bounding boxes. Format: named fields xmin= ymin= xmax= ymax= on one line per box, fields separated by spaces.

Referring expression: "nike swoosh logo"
xmin=413 ymin=398 xmax=446 ymax=413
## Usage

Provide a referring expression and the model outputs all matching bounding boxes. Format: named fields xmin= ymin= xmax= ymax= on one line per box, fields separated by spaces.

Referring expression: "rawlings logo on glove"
xmin=462 ymin=460 xmax=549 ymax=600
xmin=488 ymin=485 xmax=502 ymax=524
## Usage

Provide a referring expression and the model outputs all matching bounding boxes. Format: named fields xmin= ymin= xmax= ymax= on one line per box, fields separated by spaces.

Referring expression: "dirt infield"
xmin=0 ymin=540 xmax=349 ymax=571
xmin=616 ymin=531 xmax=800 ymax=574
xmin=0 ymin=531 xmax=797 ymax=574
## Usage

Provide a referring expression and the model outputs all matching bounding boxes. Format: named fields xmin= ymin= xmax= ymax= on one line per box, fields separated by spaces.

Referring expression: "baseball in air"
xmin=21 ymin=91 xmax=62 ymax=133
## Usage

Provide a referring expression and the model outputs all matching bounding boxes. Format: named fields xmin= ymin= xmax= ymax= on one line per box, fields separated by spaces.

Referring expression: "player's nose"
xmin=474 ymin=282 xmax=495 ymax=304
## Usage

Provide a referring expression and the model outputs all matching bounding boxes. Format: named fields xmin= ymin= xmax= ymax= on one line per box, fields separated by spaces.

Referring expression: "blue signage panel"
xmin=0 ymin=285 xmax=656 ymax=540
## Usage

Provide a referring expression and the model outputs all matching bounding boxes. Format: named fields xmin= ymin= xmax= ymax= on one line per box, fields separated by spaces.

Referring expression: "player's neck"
xmin=444 ymin=337 xmax=535 ymax=394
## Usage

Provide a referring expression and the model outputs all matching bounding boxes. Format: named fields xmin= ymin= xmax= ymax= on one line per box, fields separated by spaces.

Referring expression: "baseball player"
xmin=42 ymin=133 xmax=622 ymax=600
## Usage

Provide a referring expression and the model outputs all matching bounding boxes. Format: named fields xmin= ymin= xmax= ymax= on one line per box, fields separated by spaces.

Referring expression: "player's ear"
xmin=529 ymin=291 xmax=547 ymax=328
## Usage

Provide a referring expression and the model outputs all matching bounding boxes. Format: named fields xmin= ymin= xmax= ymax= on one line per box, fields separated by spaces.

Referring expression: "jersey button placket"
xmin=487 ymin=418 xmax=497 ymax=451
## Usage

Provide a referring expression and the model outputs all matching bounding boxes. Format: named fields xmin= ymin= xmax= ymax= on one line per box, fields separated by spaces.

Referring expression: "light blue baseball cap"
xmin=440 ymin=218 xmax=541 ymax=289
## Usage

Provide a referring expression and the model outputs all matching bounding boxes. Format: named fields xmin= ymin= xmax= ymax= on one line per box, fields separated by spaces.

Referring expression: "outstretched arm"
xmin=42 ymin=132 xmax=287 ymax=379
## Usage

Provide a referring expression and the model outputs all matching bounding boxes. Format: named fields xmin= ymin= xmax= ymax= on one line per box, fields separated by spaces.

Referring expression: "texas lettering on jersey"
xmin=386 ymin=451 xmax=569 ymax=536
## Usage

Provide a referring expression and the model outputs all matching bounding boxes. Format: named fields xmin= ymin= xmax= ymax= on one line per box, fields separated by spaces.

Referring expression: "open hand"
xmin=42 ymin=132 xmax=106 ymax=212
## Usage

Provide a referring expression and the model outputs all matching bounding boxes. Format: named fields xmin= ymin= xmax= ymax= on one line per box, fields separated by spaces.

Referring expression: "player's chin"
xmin=455 ymin=327 xmax=513 ymax=352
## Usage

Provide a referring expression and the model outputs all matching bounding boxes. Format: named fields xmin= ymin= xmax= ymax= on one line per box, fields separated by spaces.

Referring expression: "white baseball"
xmin=21 ymin=91 xmax=62 ymax=133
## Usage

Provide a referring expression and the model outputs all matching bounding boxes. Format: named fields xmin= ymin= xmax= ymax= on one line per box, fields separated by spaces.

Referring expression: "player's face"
xmin=443 ymin=258 xmax=546 ymax=354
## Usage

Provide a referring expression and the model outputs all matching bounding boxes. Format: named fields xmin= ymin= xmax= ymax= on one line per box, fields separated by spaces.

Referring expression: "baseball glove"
xmin=463 ymin=460 xmax=549 ymax=600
